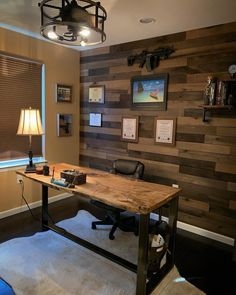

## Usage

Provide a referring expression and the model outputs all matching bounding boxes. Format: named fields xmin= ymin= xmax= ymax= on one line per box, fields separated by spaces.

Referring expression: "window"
xmin=0 ymin=53 xmax=44 ymax=167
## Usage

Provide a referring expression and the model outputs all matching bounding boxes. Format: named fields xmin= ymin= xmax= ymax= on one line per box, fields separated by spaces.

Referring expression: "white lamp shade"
xmin=17 ymin=108 xmax=43 ymax=135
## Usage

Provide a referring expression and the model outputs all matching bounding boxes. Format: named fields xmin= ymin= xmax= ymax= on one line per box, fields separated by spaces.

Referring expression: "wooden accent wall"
xmin=80 ymin=22 xmax=236 ymax=238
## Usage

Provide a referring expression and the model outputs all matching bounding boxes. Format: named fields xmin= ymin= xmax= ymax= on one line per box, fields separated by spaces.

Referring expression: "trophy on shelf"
xmin=204 ymin=76 xmax=216 ymax=106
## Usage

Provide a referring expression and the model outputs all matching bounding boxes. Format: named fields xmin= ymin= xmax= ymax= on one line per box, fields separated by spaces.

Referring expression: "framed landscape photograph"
xmin=89 ymin=85 xmax=105 ymax=103
xmin=56 ymin=84 xmax=72 ymax=103
xmin=121 ymin=116 xmax=139 ymax=142
xmin=57 ymin=114 xmax=72 ymax=137
xmin=154 ymin=118 xmax=176 ymax=145
xmin=131 ymin=73 xmax=168 ymax=110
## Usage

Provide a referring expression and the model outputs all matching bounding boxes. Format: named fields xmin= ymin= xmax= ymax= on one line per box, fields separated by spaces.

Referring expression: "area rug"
xmin=0 ymin=210 xmax=204 ymax=295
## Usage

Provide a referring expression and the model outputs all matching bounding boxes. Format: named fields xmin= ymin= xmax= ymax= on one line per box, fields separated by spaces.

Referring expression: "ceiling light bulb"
xmin=48 ymin=31 xmax=58 ymax=40
xmin=81 ymin=40 xmax=87 ymax=46
xmin=80 ymin=29 xmax=90 ymax=37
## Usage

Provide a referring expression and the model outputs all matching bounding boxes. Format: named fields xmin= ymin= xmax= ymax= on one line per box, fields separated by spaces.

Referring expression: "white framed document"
xmin=121 ymin=116 xmax=139 ymax=142
xmin=155 ymin=118 xmax=176 ymax=145
xmin=88 ymin=85 xmax=105 ymax=103
xmin=89 ymin=113 xmax=102 ymax=127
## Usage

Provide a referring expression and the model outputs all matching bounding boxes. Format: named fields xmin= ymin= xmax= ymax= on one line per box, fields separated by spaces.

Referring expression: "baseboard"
xmin=0 ymin=193 xmax=73 ymax=220
xmin=150 ymin=212 xmax=235 ymax=247
xmin=0 ymin=198 xmax=234 ymax=247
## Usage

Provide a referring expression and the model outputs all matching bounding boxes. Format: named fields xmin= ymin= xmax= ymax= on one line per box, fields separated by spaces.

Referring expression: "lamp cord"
xmin=19 ymin=180 xmax=55 ymax=224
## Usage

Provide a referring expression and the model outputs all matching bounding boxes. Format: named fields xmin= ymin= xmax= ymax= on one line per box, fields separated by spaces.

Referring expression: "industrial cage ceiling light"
xmin=38 ymin=0 xmax=107 ymax=46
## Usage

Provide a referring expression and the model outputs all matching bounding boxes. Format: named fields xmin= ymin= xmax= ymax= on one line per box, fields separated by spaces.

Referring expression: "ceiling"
xmin=0 ymin=0 xmax=235 ymax=51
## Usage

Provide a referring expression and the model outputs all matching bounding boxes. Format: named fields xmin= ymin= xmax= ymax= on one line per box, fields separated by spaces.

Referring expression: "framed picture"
xmin=154 ymin=118 xmax=176 ymax=145
xmin=131 ymin=73 xmax=168 ymax=110
xmin=89 ymin=85 xmax=105 ymax=103
xmin=89 ymin=113 xmax=102 ymax=127
xmin=57 ymin=114 xmax=72 ymax=137
xmin=121 ymin=116 xmax=139 ymax=142
xmin=56 ymin=84 xmax=72 ymax=102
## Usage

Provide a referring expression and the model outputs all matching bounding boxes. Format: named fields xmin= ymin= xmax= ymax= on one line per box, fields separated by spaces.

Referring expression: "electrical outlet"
xmin=172 ymin=184 xmax=179 ymax=188
xmin=16 ymin=175 xmax=23 ymax=184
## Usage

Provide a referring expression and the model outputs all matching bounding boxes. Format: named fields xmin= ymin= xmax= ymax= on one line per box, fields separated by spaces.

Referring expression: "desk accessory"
xmin=61 ymin=169 xmax=86 ymax=185
xmin=43 ymin=165 xmax=50 ymax=176
xmin=36 ymin=167 xmax=43 ymax=174
xmin=51 ymin=167 xmax=69 ymax=187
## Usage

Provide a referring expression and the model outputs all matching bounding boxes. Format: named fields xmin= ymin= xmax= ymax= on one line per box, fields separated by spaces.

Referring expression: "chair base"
xmin=92 ymin=213 xmax=137 ymax=240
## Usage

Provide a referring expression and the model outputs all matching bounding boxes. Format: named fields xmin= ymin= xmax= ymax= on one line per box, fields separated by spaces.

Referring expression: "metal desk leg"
xmin=168 ymin=196 xmax=179 ymax=266
xmin=136 ymin=214 xmax=150 ymax=295
xmin=42 ymin=185 xmax=49 ymax=230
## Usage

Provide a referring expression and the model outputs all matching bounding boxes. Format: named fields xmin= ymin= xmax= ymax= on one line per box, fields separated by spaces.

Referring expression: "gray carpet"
xmin=0 ymin=210 xmax=204 ymax=295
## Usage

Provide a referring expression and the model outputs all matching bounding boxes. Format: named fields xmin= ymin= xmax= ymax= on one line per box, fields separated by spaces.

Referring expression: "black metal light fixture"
xmin=39 ymin=0 xmax=107 ymax=46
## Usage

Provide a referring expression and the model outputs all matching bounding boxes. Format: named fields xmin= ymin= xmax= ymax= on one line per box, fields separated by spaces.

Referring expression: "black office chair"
xmin=91 ymin=159 xmax=144 ymax=240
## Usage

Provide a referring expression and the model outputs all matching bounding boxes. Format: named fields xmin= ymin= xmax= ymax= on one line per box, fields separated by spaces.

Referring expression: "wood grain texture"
xmin=80 ymin=22 xmax=236 ymax=238
xmin=16 ymin=163 xmax=180 ymax=214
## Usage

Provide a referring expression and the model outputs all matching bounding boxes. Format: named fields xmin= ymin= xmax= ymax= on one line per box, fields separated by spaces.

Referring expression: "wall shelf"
xmin=199 ymin=105 xmax=233 ymax=122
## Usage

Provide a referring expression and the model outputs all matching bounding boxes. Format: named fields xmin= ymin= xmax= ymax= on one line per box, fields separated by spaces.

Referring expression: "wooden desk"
xmin=16 ymin=163 xmax=181 ymax=295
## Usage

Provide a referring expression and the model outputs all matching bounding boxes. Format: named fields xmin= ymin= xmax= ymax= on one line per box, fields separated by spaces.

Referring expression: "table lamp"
xmin=17 ymin=107 xmax=43 ymax=173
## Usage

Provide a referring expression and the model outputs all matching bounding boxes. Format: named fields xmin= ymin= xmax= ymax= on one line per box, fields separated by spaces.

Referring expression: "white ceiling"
xmin=0 ymin=0 xmax=236 ymax=51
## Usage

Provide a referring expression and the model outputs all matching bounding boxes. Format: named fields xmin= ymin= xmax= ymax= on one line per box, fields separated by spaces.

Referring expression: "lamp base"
xmin=25 ymin=164 xmax=36 ymax=173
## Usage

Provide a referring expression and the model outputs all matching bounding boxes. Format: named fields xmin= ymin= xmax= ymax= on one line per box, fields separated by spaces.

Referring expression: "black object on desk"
xmin=43 ymin=165 xmax=49 ymax=176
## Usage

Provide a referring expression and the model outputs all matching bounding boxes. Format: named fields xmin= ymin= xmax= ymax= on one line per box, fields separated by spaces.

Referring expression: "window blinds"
xmin=0 ymin=54 xmax=42 ymax=161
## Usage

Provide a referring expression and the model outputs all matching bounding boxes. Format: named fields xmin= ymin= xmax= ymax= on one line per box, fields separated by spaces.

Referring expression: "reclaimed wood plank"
xmin=229 ymin=200 xmax=236 ymax=211
xmin=177 ymin=141 xmax=231 ymax=155
xmin=179 ymin=197 xmax=209 ymax=212
xmin=128 ymin=141 xmax=179 ymax=156
xmin=80 ymin=126 xmax=121 ymax=136
xmin=186 ymin=22 xmax=236 ymax=39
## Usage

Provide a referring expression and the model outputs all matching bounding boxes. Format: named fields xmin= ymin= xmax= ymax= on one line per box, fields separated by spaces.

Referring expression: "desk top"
xmin=16 ymin=163 xmax=181 ymax=214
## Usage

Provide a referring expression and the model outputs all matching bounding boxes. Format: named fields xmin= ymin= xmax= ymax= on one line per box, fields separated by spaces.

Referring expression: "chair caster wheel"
xmin=109 ymin=235 xmax=115 ymax=240
xmin=92 ymin=223 xmax=96 ymax=230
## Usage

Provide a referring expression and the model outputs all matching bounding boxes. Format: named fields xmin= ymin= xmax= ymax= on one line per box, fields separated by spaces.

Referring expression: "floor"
xmin=0 ymin=196 xmax=235 ymax=295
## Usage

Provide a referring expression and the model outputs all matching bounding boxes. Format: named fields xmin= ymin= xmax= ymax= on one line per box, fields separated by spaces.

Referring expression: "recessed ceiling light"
xmin=140 ymin=17 xmax=156 ymax=24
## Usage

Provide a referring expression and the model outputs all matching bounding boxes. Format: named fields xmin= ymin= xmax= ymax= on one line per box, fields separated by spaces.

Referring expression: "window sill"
xmin=0 ymin=157 xmax=47 ymax=172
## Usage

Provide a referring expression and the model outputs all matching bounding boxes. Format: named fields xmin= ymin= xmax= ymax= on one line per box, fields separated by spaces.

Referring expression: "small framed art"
xmin=57 ymin=114 xmax=72 ymax=137
xmin=89 ymin=85 xmax=105 ymax=103
xmin=56 ymin=84 xmax=72 ymax=102
xmin=121 ymin=116 xmax=139 ymax=142
xmin=154 ymin=118 xmax=176 ymax=145
xmin=131 ymin=73 xmax=168 ymax=110
xmin=89 ymin=113 xmax=102 ymax=127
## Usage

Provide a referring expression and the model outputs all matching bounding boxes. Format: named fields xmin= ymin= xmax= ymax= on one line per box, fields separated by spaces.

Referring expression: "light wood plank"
xmin=128 ymin=141 xmax=179 ymax=157
xmin=216 ymin=162 xmax=236 ymax=174
xmin=80 ymin=148 xmax=107 ymax=159
xmin=177 ymin=172 xmax=227 ymax=190
xmin=205 ymin=135 xmax=236 ymax=145
xmin=168 ymin=83 xmax=205 ymax=92
xmin=179 ymin=198 xmax=209 ymax=212
xmin=178 ymin=116 xmax=236 ymax=127
xmin=81 ymin=126 xmax=121 ymax=136
xmin=177 ymin=141 xmax=231 ymax=155
xmin=217 ymin=127 xmax=236 ymax=137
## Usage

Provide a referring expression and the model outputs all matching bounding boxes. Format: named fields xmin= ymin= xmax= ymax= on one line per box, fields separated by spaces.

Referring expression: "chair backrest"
xmin=111 ymin=159 xmax=144 ymax=179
